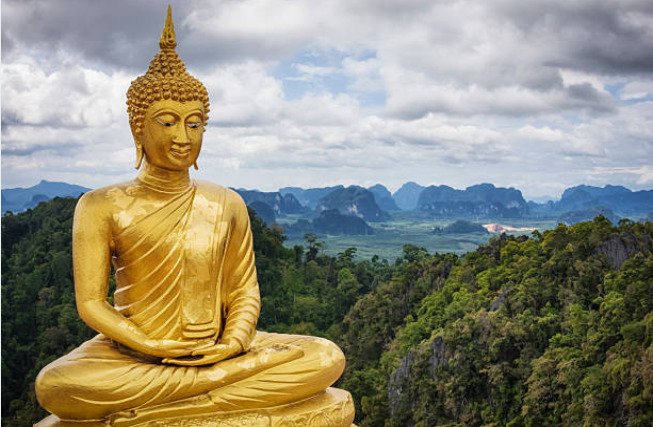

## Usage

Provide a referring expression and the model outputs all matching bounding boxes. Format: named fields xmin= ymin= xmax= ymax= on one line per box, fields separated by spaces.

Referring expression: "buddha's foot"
xmin=35 ymin=387 xmax=355 ymax=427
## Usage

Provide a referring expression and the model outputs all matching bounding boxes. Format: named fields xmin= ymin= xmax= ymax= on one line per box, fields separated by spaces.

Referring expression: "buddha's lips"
xmin=170 ymin=148 xmax=191 ymax=156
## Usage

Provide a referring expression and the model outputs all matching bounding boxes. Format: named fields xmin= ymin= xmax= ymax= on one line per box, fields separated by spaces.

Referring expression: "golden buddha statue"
xmin=34 ymin=7 xmax=354 ymax=426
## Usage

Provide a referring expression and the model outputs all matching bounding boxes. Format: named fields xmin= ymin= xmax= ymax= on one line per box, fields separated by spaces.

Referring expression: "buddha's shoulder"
xmin=75 ymin=181 xmax=139 ymax=211
xmin=194 ymin=180 xmax=246 ymax=209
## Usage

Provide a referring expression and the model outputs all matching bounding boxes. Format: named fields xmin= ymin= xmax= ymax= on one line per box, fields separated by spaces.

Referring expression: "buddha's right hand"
xmin=142 ymin=339 xmax=205 ymax=358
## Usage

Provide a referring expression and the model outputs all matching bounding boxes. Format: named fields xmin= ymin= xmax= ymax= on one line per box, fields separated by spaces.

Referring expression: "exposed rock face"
xmin=393 ymin=181 xmax=425 ymax=211
xmin=367 ymin=184 xmax=400 ymax=211
xmin=279 ymin=186 xmax=344 ymax=210
xmin=428 ymin=336 xmax=447 ymax=377
xmin=388 ymin=349 xmax=415 ymax=417
xmin=388 ymin=336 xmax=449 ymax=418
xmin=235 ymin=189 xmax=305 ymax=215
xmin=418 ymin=183 xmax=528 ymax=218
xmin=597 ymin=232 xmax=651 ymax=270
xmin=316 ymin=186 xmax=390 ymax=222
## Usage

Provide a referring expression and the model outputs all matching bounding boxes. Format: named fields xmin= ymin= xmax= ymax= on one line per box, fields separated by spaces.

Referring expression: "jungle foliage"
xmin=342 ymin=217 xmax=653 ymax=426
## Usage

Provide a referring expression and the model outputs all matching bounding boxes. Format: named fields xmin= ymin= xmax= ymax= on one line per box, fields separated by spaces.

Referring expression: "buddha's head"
xmin=127 ymin=6 xmax=210 ymax=171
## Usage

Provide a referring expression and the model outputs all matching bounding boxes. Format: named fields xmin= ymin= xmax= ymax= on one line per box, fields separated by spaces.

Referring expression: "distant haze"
xmin=2 ymin=0 xmax=652 ymax=198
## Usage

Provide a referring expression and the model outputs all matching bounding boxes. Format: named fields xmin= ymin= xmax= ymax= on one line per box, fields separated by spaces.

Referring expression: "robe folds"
xmin=35 ymin=182 xmax=345 ymax=421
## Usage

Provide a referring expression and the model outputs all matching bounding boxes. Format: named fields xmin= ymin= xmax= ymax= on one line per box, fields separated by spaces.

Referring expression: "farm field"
xmin=282 ymin=216 xmax=560 ymax=260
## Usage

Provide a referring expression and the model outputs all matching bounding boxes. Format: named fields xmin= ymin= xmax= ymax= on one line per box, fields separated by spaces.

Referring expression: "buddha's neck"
xmin=137 ymin=162 xmax=192 ymax=193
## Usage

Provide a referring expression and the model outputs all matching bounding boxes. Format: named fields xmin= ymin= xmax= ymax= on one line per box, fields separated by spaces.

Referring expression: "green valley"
xmin=282 ymin=214 xmax=559 ymax=260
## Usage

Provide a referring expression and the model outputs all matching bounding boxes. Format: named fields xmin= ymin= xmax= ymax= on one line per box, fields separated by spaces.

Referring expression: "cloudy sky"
xmin=2 ymin=0 xmax=653 ymax=199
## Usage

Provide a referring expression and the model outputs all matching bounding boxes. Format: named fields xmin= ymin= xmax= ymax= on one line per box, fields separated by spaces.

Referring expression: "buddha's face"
xmin=137 ymin=99 xmax=205 ymax=171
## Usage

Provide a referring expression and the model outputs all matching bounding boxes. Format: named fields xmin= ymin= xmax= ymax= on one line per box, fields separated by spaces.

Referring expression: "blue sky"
xmin=2 ymin=0 xmax=652 ymax=199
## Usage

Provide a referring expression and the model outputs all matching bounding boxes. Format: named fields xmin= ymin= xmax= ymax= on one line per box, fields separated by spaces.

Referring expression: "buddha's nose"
xmin=172 ymin=125 xmax=190 ymax=145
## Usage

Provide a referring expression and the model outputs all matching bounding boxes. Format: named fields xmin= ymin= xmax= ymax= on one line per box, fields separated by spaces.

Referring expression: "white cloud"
xmin=190 ymin=0 xmax=317 ymax=41
xmin=341 ymin=57 xmax=384 ymax=96
xmin=196 ymin=61 xmax=284 ymax=126
xmin=282 ymin=93 xmax=361 ymax=126
xmin=585 ymin=165 xmax=653 ymax=186
xmin=2 ymin=54 xmax=132 ymax=127
xmin=516 ymin=126 xmax=565 ymax=142
xmin=291 ymin=63 xmax=340 ymax=80
xmin=621 ymin=79 xmax=653 ymax=100
xmin=2 ymin=0 xmax=652 ymax=197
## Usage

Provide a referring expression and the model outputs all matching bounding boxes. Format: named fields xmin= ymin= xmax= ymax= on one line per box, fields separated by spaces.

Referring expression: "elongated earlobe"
xmin=134 ymin=144 xmax=144 ymax=169
xmin=193 ymin=161 xmax=199 ymax=170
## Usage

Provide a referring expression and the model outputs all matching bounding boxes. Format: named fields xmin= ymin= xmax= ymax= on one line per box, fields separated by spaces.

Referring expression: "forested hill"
xmin=340 ymin=217 xmax=653 ymax=426
xmin=2 ymin=198 xmax=652 ymax=426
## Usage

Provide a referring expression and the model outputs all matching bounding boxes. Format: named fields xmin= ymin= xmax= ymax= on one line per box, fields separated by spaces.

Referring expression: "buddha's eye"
xmin=156 ymin=118 xmax=176 ymax=127
xmin=187 ymin=122 xmax=202 ymax=129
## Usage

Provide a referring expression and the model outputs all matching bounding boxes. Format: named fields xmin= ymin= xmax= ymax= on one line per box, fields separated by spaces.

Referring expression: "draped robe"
xmin=35 ymin=181 xmax=345 ymax=422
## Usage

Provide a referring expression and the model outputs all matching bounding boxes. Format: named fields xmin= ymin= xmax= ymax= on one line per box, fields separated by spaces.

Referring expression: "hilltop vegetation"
xmin=2 ymin=197 xmax=652 ymax=426
xmin=341 ymin=217 xmax=653 ymax=426
xmin=1 ymin=198 xmax=95 ymax=424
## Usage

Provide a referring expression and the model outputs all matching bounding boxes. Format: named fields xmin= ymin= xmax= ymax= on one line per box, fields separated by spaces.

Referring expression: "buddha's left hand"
xmin=162 ymin=340 xmax=242 ymax=366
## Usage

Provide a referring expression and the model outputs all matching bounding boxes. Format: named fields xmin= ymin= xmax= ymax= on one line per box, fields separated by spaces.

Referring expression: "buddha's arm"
xmin=184 ymin=192 xmax=260 ymax=365
xmin=220 ymin=194 xmax=261 ymax=349
xmin=73 ymin=192 xmax=200 ymax=359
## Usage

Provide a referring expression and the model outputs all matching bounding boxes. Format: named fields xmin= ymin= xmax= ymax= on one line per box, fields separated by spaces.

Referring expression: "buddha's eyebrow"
xmin=184 ymin=110 xmax=204 ymax=118
xmin=152 ymin=108 xmax=179 ymax=116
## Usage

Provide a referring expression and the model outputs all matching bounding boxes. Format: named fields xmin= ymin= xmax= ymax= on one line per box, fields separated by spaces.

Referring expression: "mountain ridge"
xmin=4 ymin=181 xmax=652 ymax=219
xmin=417 ymin=183 xmax=529 ymax=218
xmin=316 ymin=186 xmax=390 ymax=222
xmin=1 ymin=180 xmax=90 ymax=213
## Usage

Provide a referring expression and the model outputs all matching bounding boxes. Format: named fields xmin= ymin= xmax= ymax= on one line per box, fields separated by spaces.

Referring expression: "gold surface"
xmin=35 ymin=6 xmax=352 ymax=424
xmin=36 ymin=388 xmax=355 ymax=427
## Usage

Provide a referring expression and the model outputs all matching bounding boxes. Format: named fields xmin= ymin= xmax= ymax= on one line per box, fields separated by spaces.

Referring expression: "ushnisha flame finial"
xmin=160 ymin=5 xmax=177 ymax=50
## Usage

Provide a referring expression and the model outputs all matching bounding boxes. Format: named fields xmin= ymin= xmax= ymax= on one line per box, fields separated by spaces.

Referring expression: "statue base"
xmin=36 ymin=387 xmax=355 ymax=426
